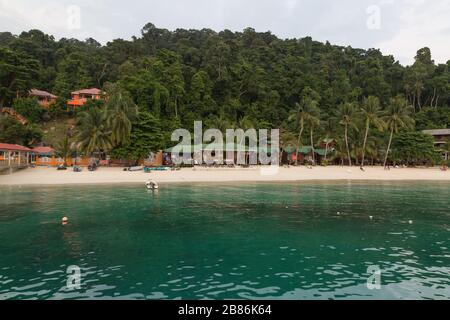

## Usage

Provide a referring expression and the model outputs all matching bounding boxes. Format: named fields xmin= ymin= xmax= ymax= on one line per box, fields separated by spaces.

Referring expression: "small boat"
xmin=146 ymin=180 xmax=159 ymax=190
xmin=127 ymin=166 xmax=144 ymax=172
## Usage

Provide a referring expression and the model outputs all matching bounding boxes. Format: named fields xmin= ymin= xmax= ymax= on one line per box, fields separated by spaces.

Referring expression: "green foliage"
xmin=110 ymin=111 xmax=163 ymax=161
xmin=55 ymin=134 xmax=72 ymax=166
xmin=105 ymin=83 xmax=138 ymax=145
xmin=12 ymin=97 xmax=45 ymax=123
xmin=0 ymin=47 xmax=39 ymax=107
xmin=0 ymin=116 xmax=43 ymax=147
xmin=76 ymin=108 xmax=112 ymax=155
xmin=414 ymin=107 xmax=450 ymax=130
xmin=0 ymin=24 xmax=449 ymax=165
xmin=392 ymin=131 xmax=441 ymax=165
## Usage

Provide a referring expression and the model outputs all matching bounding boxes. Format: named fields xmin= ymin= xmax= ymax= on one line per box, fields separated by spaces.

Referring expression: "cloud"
xmin=376 ymin=0 xmax=450 ymax=64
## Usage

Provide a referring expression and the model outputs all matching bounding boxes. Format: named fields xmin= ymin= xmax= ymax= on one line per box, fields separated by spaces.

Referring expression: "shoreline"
xmin=0 ymin=166 xmax=449 ymax=186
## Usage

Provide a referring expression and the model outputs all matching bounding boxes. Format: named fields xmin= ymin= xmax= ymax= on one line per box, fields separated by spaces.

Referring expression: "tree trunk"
xmin=383 ymin=127 xmax=394 ymax=168
xmin=417 ymin=89 xmax=422 ymax=110
xmin=361 ymin=120 xmax=370 ymax=168
xmin=175 ymin=98 xmax=178 ymax=118
xmin=344 ymin=124 xmax=352 ymax=166
xmin=324 ymin=141 xmax=329 ymax=161
xmin=295 ymin=122 xmax=304 ymax=165
xmin=310 ymin=128 xmax=315 ymax=165
xmin=430 ymin=88 xmax=436 ymax=108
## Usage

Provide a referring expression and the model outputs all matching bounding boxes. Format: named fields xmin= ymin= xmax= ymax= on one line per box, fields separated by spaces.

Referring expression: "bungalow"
xmin=282 ymin=145 xmax=329 ymax=165
xmin=32 ymin=146 xmax=57 ymax=166
xmin=0 ymin=143 xmax=32 ymax=172
xmin=29 ymin=89 xmax=57 ymax=107
xmin=67 ymin=88 xmax=104 ymax=110
xmin=423 ymin=129 xmax=450 ymax=160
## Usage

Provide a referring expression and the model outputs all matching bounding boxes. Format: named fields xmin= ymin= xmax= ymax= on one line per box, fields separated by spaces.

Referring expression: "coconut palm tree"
xmin=332 ymin=138 xmax=347 ymax=166
xmin=55 ymin=134 xmax=72 ymax=167
xmin=207 ymin=112 xmax=231 ymax=133
xmin=321 ymin=117 xmax=336 ymax=162
xmin=382 ymin=96 xmax=415 ymax=168
xmin=306 ymin=104 xmax=321 ymax=165
xmin=280 ymin=130 xmax=298 ymax=164
xmin=105 ymin=84 xmax=138 ymax=146
xmin=360 ymin=96 xmax=385 ymax=168
xmin=76 ymin=108 xmax=113 ymax=156
xmin=289 ymin=97 xmax=319 ymax=165
xmin=335 ymin=102 xmax=358 ymax=166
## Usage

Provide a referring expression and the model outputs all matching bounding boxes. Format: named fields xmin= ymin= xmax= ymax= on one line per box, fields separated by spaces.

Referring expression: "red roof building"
xmin=32 ymin=146 xmax=55 ymax=156
xmin=67 ymin=88 xmax=104 ymax=109
xmin=0 ymin=143 xmax=32 ymax=168
xmin=29 ymin=89 xmax=57 ymax=107
xmin=0 ymin=143 xmax=33 ymax=152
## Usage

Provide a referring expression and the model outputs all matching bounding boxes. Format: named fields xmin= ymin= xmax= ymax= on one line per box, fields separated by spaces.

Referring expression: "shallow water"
xmin=0 ymin=181 xmax=449 ymax=300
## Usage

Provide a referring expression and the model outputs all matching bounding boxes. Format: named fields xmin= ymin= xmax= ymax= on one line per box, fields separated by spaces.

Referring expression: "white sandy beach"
xmin=0 ymin=166 xmax=449 ymax=186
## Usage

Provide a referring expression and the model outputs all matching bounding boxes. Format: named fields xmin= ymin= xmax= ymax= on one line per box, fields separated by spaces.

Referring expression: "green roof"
xmin=282 ymin=145 xmax=329 ymax=156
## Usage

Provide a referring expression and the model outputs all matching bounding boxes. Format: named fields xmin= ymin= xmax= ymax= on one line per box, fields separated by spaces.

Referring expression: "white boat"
xmin=146 ymin=180 xmax=159 ymax=190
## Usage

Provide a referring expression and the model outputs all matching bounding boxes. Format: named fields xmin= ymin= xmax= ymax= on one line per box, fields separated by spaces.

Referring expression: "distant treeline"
xmin=0 ymin=23 xmax=449 ymax=165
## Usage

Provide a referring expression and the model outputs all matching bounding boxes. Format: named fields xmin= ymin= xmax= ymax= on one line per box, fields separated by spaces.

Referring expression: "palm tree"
xmin=306 ymin=103 xmax=321 ymax=165
xmin=289 ymin=97 xmax=319 ymax=165
xmin=321 ymin=117 xmax=335 ymax=162
xmin=332 ymin=138 xmax=347 ymax=166
xmin=76 ymin=108 xmax=113 ymax=157
xmin=382 ymin=96 xmax=414 ymax=168
xmin=360 ymin=96 xmax=385 ymax=168
xmin=335 ymin=102 xmax=358 ymax=166
xmin=208 ymin=112 xmax=231 ymax=133
xmin=105 ymin=84 xmax=138 ymax=146
xmin=280 ymin=130 xmax=298 ymax=164
xmin=55 ymin=134 xmax=72 ymax=167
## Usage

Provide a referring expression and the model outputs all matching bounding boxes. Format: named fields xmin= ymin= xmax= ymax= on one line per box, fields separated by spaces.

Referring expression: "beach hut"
xmin=282 ymin=145 xmax=329 ymax=165
xmin=0 ymin=143 xmax=32 ymax=173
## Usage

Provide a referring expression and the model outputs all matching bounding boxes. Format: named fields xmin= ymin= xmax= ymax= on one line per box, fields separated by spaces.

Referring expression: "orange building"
xmin=29 ymin=89 xmax=57 ymax=107
xmin=32 ymin=146 xmax=102 ymax=167
xmin=67 ymin=88 xmax=104 ymax=110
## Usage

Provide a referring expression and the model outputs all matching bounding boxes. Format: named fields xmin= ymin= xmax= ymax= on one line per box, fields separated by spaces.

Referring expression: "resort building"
xmin=282 ymin=146 xmax=329 ymax=165
xmin=29 ymin=89 xmax=57 ymax=107
xmin=0 ymin=143 xmax=32 ymax=173
xmin=31 ymin=146 xmax=57 ymax=166
xmin=67 ymin=88 xmax=104 ymax=110
xmin=423 ymin=129 xmax=450 ymax=160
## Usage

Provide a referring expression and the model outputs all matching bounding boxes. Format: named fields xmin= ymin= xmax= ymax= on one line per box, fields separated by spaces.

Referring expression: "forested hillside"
xmin=1 ymin=23 xmax=449 ymax=165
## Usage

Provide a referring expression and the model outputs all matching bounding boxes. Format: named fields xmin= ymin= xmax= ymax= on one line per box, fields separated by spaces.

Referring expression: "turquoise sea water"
xmin=0 ymin=182 xmax=449 ymax=300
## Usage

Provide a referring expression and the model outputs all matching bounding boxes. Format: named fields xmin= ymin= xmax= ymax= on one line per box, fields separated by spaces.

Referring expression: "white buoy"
xmin=408 ymin=220 xmax=413 ymax=224
xmin=369 ymin=216 xmax=373 ymax=220
xmin=337 ymin=212 xmax=341 ymax=215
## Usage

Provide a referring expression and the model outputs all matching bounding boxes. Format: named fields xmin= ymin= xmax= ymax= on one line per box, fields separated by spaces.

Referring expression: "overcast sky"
xmin=0 ymin=0 xmax=449 ymax=65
